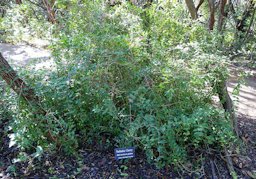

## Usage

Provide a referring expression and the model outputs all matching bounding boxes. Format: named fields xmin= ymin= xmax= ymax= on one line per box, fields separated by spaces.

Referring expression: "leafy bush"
xmin=8 ymin=1 xmax=235 ymax=167
xmin=122 ymin=106 xmax=234 ymax=167
xmin=1 ymin=3 xmax=52 ymax=43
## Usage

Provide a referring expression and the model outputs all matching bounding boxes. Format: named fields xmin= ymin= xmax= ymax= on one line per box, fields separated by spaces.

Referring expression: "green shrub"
xmin=1 ymin=3 xmax=52 ymax=43
xmin=9 ymin=1 xmax=236 ymax=167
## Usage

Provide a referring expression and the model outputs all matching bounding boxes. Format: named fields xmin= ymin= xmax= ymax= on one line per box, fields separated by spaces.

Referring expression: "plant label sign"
xmin=114 ymin=147 xmax=135 ymax=160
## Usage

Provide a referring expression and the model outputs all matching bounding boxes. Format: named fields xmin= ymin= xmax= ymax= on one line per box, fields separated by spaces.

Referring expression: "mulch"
xmin=0 ymin=115 xmax=255 ymax=179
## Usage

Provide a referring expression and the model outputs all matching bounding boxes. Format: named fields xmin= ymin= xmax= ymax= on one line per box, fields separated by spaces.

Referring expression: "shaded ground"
xmin=227 ymin=65 xmax=256 ymax=179
xmin=0 ymin=43 xmax=256 ymax=178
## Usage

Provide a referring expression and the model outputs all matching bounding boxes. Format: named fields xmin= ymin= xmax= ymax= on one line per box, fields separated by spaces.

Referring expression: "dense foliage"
xmin=0 ymin=0 xmax=255 ymax=169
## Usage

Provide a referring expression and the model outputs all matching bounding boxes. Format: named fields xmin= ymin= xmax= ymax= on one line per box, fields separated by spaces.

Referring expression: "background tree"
xmin=16 ymin=0 xmax=22 ymax=4
xmin=42 ymin=0 xmax=56 ymax=24
xmin=185 ymin=0 xmax=198 ymax=19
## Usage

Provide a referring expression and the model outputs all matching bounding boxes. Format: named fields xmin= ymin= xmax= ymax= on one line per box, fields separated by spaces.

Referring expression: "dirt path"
xmin=227 ymin=66 xmax=256 ymax=178
xmin=228 ymin=67 xmax=256 ymax=119
xmin=0 ymin=43 xmax=54 ymax=70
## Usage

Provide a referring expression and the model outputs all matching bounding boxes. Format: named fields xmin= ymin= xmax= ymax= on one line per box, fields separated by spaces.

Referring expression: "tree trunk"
xmin=218 ymin=0 xmax=227 ymax=31
xmin=216 ymin=80 xmax=239 ymax=136
xmin=42 ymin=0 xmax=56 ymax=24
xmin=185 ymin=0 xmax=198 ymax=19
xmin=0 ymin=53 xmax=40 ymax=106
xmin=15 ymin=0 xmax=22 ymax=4
xmin=196 ymin=0 xmax=205 ymax=11
xmin=208 ymin=0 xmax=215 ymax=30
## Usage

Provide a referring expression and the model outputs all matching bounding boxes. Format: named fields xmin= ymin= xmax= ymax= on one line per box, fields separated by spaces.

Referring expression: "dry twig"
xmin=224 ymin=147 xmax=238 ymax=179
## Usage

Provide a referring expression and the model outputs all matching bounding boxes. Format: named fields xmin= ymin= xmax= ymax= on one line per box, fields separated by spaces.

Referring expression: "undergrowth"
xmin=0 ymin=2 xmax=52 ymax=44
xmin=1 ymin=1 xmax=238 ymax=168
